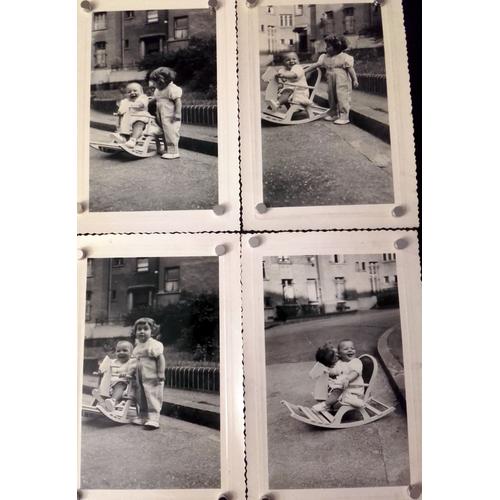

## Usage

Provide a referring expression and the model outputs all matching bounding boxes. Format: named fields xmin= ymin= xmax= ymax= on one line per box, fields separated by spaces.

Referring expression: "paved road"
xmin=265 ymin=308 xmax=401 ymax=364
xmin=89 ymin=128 xmax=218 ymax=212
xmin=262 ymin=118 xmax=394 ymax=207
xmin=80 ymin=395 xmax=220 ymax=489
xmin=264 ymin=309 xmax=409 ymax=489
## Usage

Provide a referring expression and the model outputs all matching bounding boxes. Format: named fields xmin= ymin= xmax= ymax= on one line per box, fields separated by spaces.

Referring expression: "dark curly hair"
xmin=324 ymin=35 xmax=348 ymax=53
xmin=315 ymin=343 xmax=337 ymax=367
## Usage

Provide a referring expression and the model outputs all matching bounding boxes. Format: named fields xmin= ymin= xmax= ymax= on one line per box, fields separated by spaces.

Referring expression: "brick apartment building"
xmin=259 ymin=3 xmax=382 ymax=56
xmin=263 ymin=253 xmax=397 ymax=322
xmin=91 ymin=9 xmax=215 ymax=86
xmin=85 ymin=257 xmax=219 ymax=328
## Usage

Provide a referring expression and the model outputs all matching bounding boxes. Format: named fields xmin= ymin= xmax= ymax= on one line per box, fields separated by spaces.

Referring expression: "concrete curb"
xmin=82 ymin=383 xmax=220 ymax=430
xmin=89 ymin=119 xmax=218 ymax=157
xmin=377 ymin=325 xmax=406 ymax=408
xmin=314 ymin=95 xmax=390 ymax=144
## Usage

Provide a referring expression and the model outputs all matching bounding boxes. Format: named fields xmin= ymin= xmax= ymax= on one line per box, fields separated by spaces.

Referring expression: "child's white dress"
xmin=283 ymin=64 xmax=312 ymax=106
xmin=108 ymin=358 xmax=136 ymax=395
xmin=116 ymin=95 xmax=151 ymax=135
xmin=154 ymin=83 xmax=182 ymax=155
xmin=317 ymin=52 xmax=355 ymax=119
xmin=331 ymin=358 xmax=365 ymax=407
xmin=133 ymin=338 xmax=164 ymax=424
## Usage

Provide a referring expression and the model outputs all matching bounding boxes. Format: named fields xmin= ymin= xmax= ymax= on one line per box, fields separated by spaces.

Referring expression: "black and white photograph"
xmin=80 ymin=256 xmax=222 ymax=489
xmin=88 ymin=9 xmax=219 ymax=212
xmin=262 ymin=253 xmax=409 ymax=489
xmin=258 ymin=3 xmax=393 ymax=208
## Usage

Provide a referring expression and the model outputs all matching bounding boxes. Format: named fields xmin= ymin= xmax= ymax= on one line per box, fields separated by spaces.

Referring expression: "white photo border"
xmin=77 ymin=0 xmax=240 ymax=233
xmin=242 ymin=230 xmax=421 ymax=499
xmin=238 ymin=0 xmax=419 ymax=230
xmin=77 ymin=233 xmax=245 ymax=499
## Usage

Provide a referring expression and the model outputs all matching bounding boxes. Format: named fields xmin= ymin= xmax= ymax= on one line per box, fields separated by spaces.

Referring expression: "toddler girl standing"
xmin=149 ymin=67 xmax=183 ymax=160
xmin=308 ymin=35 xmax=359 ymax=124
xmin=132 ymin=317 xmax=166 ymax=430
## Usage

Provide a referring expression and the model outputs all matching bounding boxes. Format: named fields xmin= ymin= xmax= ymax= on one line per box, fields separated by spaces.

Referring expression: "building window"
xmin=282 ymin=279 xmax=295 ymax=303
xmin=93 ymin=12 xmax=107 ymax=30
xmin=146 ymin=10 xmax=159 ymax=23
xmin=332 ymin=254 xmax=344 ymax=264
xmin=280 ymin=14 xmax=293 ymax=27
xmin=384 ymin=276 xmax=390 ymax=283
xmin=142 ymin=36 xmax=163 ymax=56
xmin=111 ymin=290 xmax=117 ymax=301
xmin=261 ymin=24 xmax=265 ymax=32
xmin=267 ymin=6 xmax=274 ymax=15
xmin=125 ymin=11 xmax=135 ymax=19
xmin=289 ymin=39 xmax=294 ymax=45
xmin=124 ymin=39 xmax=129 ymax=50
xmin=136 ymin=258 xmax=149 ymax=273
xmin=164 ymin=267 xmax=180 ymax=293
xmin=280 ymin=38 xmax=285 ymax=45
xmin=307 ymin=279 xmax=319 ymax=303
xmin=112 ymin=258 xmax=124 ymax=267
xmin=394 ymin=275 xmax=398 ymax=284
xmin=343 ymin=7 xmax=355 ymax=34
xmin=94 ymin=41 xmax=107 ymax=68
xmin=85 ymin=291 xmax=92 ymax=321
xmin=87 ymin=259 xmax=94 ymax=277
xmin=361 ymin=262 xmax=366 ymax=272
xmin=174 ymin=16 xmax=189 ymax=39
xmin=278 ymin=256 xmax=291 ymax=264
xmin=295 ymin=5 xmax=303 ymax=16
xmin=325 ymin=11 xmax=334 ymax=20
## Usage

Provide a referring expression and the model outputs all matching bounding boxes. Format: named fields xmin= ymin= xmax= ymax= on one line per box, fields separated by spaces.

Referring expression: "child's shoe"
xmin=268 ymin=99 xmax=280 ymax=112
xmin=312 ymin=402 xmax=328 ymax=412
xmin=323 ymin=115 xmax=337 ymax=122
xmin=124 ymin=138 xmax=137 ymax=148
xmin=161 ymin=152 xmax=180 ymax=160
xmin=111 ymin=133 xmax=126 ymax=144
xmin=144 ymin=420 xmax=160 ymax=430
xmin=103 ymin=398 xmax=116 ymax=412
xmin=334 ymin=118 xmax=350 ymax=125
xmin=131 ymin=417 xmax=145 ymax=426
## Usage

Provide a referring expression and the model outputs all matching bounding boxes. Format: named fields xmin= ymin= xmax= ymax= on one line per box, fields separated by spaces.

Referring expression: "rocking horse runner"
xmin=281 ymin=340 xmax=395 ymax=429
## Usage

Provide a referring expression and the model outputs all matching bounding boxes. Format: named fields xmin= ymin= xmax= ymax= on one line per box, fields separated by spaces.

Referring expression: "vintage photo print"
xmin=77 ymin=234 xmax=244 ymax=499
xmin=78 ymin=1 xmax=239 ymax=232
xmin=238 ymin=1 xmax=418 ymax=230
xmin=242 ymin=232 xmax=421 ymax=499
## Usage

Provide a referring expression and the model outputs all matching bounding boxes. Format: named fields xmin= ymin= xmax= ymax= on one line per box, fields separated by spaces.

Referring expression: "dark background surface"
xmin=402 ymin=0 xmax=422 ymax=262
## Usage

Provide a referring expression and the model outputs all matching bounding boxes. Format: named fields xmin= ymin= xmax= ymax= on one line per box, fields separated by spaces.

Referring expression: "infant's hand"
xmin=170 ymin=116 xmax=181 ymax=123
xmin=157 ymin=375 xmax=165 ymax=383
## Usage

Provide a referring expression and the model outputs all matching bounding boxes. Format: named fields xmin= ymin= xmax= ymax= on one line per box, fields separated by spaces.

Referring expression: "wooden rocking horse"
xmin=81 ymin=356 xmax=139 ymax=424
xmin=281 ymin=354 xmax=395 ymax=429
xmin=261 ymin=64 xmax=329 ymax=125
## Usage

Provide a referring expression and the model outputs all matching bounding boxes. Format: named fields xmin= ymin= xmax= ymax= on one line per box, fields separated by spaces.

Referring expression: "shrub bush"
xmin=375 ymin=288 xmax=399 ymax=308
xmin=124 ymin=292 xmax=220 ymax=361
xmin=139 ymin=37 xmax=217 ymax=96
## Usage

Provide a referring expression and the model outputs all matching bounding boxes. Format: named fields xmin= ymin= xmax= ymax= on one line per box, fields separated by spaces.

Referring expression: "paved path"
xmin=266 ymin=309 xmax=401 ymax=365
xmin=262 ymin=117 xmax=393 ymax=207
xmin=264 ymin=309 xmax=409 ymax=489
xmin=80 ymin=395 xmax=220 ymax=489
xmin=89 ymin=128 xmax=217 ymax=212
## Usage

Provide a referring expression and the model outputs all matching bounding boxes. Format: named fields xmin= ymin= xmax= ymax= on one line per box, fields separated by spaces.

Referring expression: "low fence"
xmin=356 ymin=74 xmax=387 ymax=97
xmin=182 ymin=104 xmax=218 ymax=126
xmin=164 ymin=364 xmax=220 ymax=393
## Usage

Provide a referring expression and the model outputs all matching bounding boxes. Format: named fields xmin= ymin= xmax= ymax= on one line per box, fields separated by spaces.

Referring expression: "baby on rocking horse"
xmin=263 ymin=51 xmax=313 ymax=112
xmin=311 ymin=339 xmax=365 ymax=412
